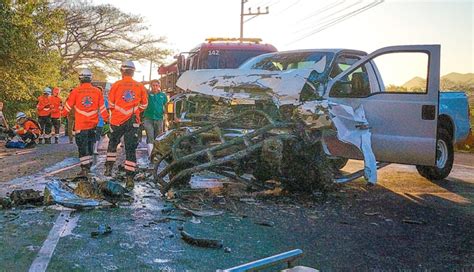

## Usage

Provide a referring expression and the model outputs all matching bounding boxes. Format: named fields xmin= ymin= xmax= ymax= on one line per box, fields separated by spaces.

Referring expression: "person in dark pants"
xmin=49 ymin=87 xmax=63 ymax=144
xmin=37 ymin=87 xmax=52 ymax=144
xmin=105 ymin=60 xmax=148 ymax=189
xmin=62 ymin=69 xmax=109 ymax=177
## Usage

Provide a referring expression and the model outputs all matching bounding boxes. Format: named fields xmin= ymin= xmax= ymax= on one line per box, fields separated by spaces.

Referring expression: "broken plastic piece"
xmin=100 ymin=180 xmax=128 ymax=197
xmin=44 ymin=180 xmax=102 ymax=209
xmin=9 ymin=189 xmax=43 ymax=205
xmin=91 ymin=224 xmax=112 ymax=237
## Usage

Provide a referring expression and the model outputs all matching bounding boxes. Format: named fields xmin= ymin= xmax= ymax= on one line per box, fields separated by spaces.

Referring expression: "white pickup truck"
xmin=159 ymin=45 xmax=471 ymax=191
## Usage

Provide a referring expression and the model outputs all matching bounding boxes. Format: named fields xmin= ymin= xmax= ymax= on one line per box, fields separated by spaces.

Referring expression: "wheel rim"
xmin=436 ymin=139 xmax=448 ymax=168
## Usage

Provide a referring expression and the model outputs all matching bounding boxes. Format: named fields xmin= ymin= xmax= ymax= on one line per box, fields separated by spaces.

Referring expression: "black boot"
xmin=45 ymin=137 xmax=51 ymax=144
xmin=54 ymin=136 xmax=59 ymax=144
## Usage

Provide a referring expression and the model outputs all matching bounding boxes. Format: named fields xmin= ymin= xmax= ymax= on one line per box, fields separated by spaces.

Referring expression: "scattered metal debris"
xmin=363 ymin=212 xmax=381 ymax=216
xmin=9 ymin=189 xmax=43 ymax=206
xmin=177 ymin=204 xmax=224 ymax=217
xmin=254 ymin=220 xmax=275 ymax=227
xmin=91 ymin=224 xmax=112 ymax=238
xmin=402 ymin=219 xmax=426 ymax=225
xmin=0 ymin=197 xmax=12 ymax=209
xmin=180 ymin=230 xmax=223 ymax=249
xmin=44 ymin=180 xmax=104 ymax=209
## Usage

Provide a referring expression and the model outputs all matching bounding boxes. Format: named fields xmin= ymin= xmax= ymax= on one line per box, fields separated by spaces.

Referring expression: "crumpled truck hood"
xmin=176 ymin=68 xmax=378 ymax=184
xmin=176 ymin=68 xmax=315 ymax=106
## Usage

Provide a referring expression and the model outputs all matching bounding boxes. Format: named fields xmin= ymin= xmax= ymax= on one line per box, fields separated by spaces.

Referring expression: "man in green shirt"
xmin=143 ymin=80 xmax=168 ymax=158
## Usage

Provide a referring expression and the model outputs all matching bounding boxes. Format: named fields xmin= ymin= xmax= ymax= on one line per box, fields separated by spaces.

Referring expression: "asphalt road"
xmin=0 ymin=137 xmax=473 ymax=271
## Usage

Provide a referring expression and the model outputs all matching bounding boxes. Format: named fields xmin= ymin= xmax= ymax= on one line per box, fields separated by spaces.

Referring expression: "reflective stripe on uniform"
xmin=106 ymin=152 xmax=117 ymax=162
xmin=124 ymin=160 xmax=136 ymax=167
xmin=75 ymin=107 xmax=98 ymax=117
xmin=113 ymin=104 xmax=134 ymax=116
xmin=124 ymin=160 xmax=136 ymax=172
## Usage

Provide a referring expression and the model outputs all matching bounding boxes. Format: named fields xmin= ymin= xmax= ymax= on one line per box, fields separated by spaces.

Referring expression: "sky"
xmin=93 ymin=0 xmax=473 ymax=85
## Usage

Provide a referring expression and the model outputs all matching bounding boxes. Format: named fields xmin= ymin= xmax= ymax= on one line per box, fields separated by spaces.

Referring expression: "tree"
xmin=0 ymin=0 xmax=64 ymax=120
xmin=51 ymin=1 xmax=170 ymax=76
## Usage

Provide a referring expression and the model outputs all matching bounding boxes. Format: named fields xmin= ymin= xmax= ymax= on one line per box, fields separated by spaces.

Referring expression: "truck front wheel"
xmin=416 ymin=128 xmax=454 ymax=181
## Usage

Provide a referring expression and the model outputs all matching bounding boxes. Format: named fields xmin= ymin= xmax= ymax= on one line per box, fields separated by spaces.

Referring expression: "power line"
xmin=298 ymin=0 xmax=346 ymax=23
xmin=288 ymin=0 xmax=384 ymax=45
xmin=275 ymin=0 xmax=302 ymax=15
xmin=294 ymin=0 xmax=362 ymax=35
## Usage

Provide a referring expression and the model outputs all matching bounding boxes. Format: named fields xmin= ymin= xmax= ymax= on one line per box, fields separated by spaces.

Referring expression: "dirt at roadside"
xmin=0 ymin=138 xmax=77 ymax=183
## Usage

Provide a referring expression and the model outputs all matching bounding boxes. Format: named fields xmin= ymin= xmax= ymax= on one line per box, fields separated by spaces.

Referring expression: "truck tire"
xmin=416 ymin=128 xmax=453 ymax=181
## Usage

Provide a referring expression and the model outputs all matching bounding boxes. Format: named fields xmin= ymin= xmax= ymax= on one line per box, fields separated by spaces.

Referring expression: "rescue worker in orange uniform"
xmin=50 ymin=87 xmax=63 ymax=144
xmin=12 ymin=112 xmax=41 ymax=148
xmin=62 ymin=69 xmax=109 ymax=177
xmin=37 ymin=87 xmax=52 ymax=144
xmin=105 ymin=60 xmax=148 ymax=189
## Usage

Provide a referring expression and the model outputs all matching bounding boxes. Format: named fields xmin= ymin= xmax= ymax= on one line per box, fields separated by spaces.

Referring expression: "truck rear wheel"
xmin=416 ymin=128 xmax=453 ymax=181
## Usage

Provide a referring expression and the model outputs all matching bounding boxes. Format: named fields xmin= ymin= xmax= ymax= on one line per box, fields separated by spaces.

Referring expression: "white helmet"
xmin=43 ymin=87 xmax=52 ymax=95
xmin=121 ymin=60 xmax=135 ymax=71
xmin=79 ymin=68 xmax=92 ymax=81
xmin=16 ymin=112 xmax=27 ymax=121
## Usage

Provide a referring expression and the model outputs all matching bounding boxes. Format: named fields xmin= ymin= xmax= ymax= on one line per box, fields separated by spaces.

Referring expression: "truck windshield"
xmin=239 ymin=51 xmax=334 ymax=73
xmin=203 ymin=50 xmax=273 ymax=69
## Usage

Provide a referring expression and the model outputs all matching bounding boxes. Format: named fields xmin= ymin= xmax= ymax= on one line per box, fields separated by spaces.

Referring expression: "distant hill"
xmin=402 ymin=76 xmax=426 ymax=89
xmin=442 ymin=72 xmax=474 ymax=84
xmin=402 ymin=73 xmax=474 ymax=91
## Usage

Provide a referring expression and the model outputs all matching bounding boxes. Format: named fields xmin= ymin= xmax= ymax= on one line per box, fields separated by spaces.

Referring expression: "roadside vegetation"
xmin=0 ymin=0 xmax=170 ymax=122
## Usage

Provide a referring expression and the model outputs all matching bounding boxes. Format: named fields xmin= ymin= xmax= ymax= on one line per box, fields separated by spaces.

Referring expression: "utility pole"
xmin=240 ymin=0 xmax=269 ymax=42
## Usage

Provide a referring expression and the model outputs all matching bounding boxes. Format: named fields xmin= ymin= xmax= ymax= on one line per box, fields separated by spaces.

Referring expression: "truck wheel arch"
xmin=438 ymin=114 xmax=454 ymax=140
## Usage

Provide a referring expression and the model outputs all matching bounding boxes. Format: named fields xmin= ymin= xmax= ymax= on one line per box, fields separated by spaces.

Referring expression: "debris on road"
xmin=9 ymin=189 xmax=43 ymax=206
xmin=180 ymin=230 xmax=223 ymax=249
xmin=254 ymin=220 xmax=275 ymax=227
xmin=402 ymin=219 xmax=426 ymax=225
xmin=363 ymin=212 xmax=381 ymax=216
xmin=0 ymin=197 xmax=12 ymax=209
xmin=177 ymin=204 xmax=224 ymax=217
xmin=99 ymin=180 xmax=129 ymax=198
xmin=44 ymin=180 xmax=104 ymax=209
xmin=91 ymin=224 xmax=112 ymax=238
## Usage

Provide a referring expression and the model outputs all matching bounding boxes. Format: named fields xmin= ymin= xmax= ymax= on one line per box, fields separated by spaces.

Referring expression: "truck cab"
xmin=171 ymin=45 xmax=471 ymax=183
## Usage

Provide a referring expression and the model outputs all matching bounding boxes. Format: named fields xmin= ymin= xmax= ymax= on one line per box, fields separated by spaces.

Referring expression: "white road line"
xmin=29 ymin=211 xmax=76 ymax=272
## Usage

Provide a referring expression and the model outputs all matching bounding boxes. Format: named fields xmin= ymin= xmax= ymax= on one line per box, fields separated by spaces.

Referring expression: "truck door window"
xmin=372 ymin=52 xmax=429 ymax=94
xmin=330 ymin=55 xmax=360 ymax=78
xmin=330 ymin=55 xmax=371 ymax=98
